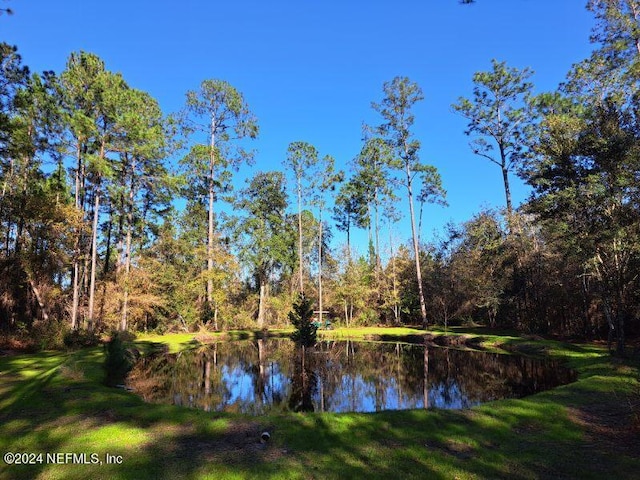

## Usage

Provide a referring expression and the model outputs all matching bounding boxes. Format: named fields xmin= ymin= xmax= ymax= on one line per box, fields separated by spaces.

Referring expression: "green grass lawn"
xmin=0 ymin=328 xmax=638 ymax=479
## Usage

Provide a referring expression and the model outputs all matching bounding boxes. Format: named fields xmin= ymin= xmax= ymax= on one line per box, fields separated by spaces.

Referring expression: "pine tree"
xmin=289 ymin=292 xmax=317 ymax=347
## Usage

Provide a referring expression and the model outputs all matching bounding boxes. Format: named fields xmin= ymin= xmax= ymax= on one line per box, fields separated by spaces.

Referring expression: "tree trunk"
xmin=14 ymin=203 xmax=24 ymax=255
xmin=115 ymin=192 xmax=125 ymax=275
xmin=0 ymin=157 xmax=10 ymax=200
xmin=500 ymin=141 xmax=513 ymax=223
xmin=120 ymin=178 xmax=134 ymax=332
xmin=418 ymin=201 xmax=424 ymax=244
xmin=257 ymin=274 xmax=267 ymax=329
xmin=14 ymin=148 xmax=34 ymax=255
xmin=203 ymin=359 xmax=211 ymax=411
xmin=373 ymin=189 xmax=381 ymax=276
xmin=1 ymin=158 xmax=13 ymax=256
xmin=26 ymin=273 xmax=49 ymax=323
xmin=366 ymin=203 xmax=373 ymax=264
xmin=87 ymin=191 xmax=100 ymax=331
xmin=81 ymin=191 xmax=91 ymax=328
xmin=374 ymin=191 xmax=381 ymax=288
xmin=502 ymin=166 xmax=512 ymax=215
xmin=71 ymin=142 xmax=84 ymax=330
xmin=257 ymin=338 xmax=267 ymax=403
xmin=297 ymin=181 xmax=304 ymax=293
xmin=406 ymin=165 xmax=428 ymax=327
xmin=423 ymin=339 xmax=429 ymax=409
xmin=318 ymin=209 xmax=323 ymax=325
xmin=4 ymin=222 xmax=10 ymax=256
xmin=616 ymin=289 xmax=626 ymax=356
xmin=103 ymin=205 xmax=113 ymax=275
xmin=389 ymin=228 xmax=400 ymax=325
xmin=71 ymin=261 xmax=80 ymax=330
xmin=617 ymin=310 xmax=625 ymax=356
xmin=204 ymin=359 xmax=211 ymax=396
xmin=346 ymin=222 xmax=351 ymax=263
xmin=207 ymin=114 xmax=216 ymax=315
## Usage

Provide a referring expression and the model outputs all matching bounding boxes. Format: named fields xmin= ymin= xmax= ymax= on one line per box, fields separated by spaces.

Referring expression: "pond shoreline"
xmin=126 ymin=335 xmax=576 ymax=415
xmin=1 ymin=327 xmax=638 ymax=479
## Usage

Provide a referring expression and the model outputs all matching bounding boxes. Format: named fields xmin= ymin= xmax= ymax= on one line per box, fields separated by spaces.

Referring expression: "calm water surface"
xmin=127 ymin=339 xmax=576 ymax=414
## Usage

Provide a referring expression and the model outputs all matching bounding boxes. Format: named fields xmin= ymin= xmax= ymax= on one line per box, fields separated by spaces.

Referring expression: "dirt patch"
xmin=0 ymin=336 xmax=36 ymax=354
xmin=514 ymin=421 xmax=545 ymax=435
xmin=200 ymin=426 xmax=282 ymax=463
xmin=567 ymin=392 xmax=640 ymax=458
xmin=424 ymin=439 xmax=476 ymax=459
xmin=154 ymin=420 xmax=288 ymax=466
xmin=0 ymin=349 xmax=20 ymax=356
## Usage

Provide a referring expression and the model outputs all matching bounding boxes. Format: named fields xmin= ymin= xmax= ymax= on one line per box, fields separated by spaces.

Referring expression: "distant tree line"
xmin=0 ymin=1 xmax=638 ymax=355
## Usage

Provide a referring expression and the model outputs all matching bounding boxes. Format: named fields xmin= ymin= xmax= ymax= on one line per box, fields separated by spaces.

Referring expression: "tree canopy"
xmin=0 ymin=2 xmax=638 ymax=357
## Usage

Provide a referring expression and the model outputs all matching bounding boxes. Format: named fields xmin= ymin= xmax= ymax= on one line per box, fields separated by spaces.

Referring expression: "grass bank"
xmin=0 ymin=328 xmax=638 ymax=479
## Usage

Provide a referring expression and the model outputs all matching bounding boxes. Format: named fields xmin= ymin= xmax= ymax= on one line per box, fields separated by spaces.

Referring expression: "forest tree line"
xmin=1 ymin=1 xmax=639 ymax=354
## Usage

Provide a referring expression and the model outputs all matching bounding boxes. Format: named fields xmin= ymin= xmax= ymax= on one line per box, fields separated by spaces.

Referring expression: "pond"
xmin=126 ymin=339 xmax=576 ymax=414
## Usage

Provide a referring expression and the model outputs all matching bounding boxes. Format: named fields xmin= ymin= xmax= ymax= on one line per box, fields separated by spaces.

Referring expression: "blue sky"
xmin=4 ymin=0 xmax=595 ymax=254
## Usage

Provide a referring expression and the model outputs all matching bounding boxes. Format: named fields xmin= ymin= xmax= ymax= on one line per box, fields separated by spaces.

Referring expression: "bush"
xmin=63 ymin=328 xmax=102 ymax=350
xmin=103 ymin=331 xmax=138 ymax=387
xmin=268 ymin=294 xmax=295 ymax=327
xmin=226 ymin=309 xmax=257 ymax=330
xmin=355 ymin=307 xmax=379 ymax=326
xmin=32 ymin=318 xmax=69 ymax=350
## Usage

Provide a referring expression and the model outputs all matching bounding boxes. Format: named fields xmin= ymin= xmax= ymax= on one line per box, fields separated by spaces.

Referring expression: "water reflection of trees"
xmin=288 ymin=346 xmax=318 ymax=412
xmin=126 ymin=340 xmax=575 ymax=414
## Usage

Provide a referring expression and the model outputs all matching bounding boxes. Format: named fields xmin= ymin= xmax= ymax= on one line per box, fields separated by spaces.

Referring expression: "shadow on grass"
xmin=0 ymin=348 xmax=312 ymax=479
xmin=0 ymin=336 xmax=638 ymax=480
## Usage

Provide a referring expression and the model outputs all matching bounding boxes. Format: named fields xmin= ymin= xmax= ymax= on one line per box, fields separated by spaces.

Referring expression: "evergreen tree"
xmin=289 ymin=292 xmax=317 ymax=347
xmin=373 ymin=76 xmax=444 ymax=327
xmin=182 ymin=79 xmax=258 ymax=326
xmin=311 ymin=154 xmax=342 ymax=327
xmin=284 ymin=141 xmax=319 ymax=293
xmin=235 ymin=171 xmax=293 ymax=328
xmin=352 ymin=136 xmax=395 ymax=271
xmin=452 ymin=59 xmax=534 ymax=225
xmin=332 ymin=179 xmax=368 ymax=259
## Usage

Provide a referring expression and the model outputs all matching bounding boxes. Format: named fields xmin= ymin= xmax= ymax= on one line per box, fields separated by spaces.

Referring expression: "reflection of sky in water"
xmin=214 ymin=364 xmax=292 ymax=414
xmin=429 ymin=382 xmax=480 ymax=410
xmin=172 ymin=363 xmax=475 ymax=413
xmin=321 ymin=375 xmax=418 ymax=412
xmin=316 ymin=376 xmax=476 ymax=412
xmin=222 ymin=365 xmax=254 ymax=407
xmin=130 ymin=340 xmax=575 ymax=415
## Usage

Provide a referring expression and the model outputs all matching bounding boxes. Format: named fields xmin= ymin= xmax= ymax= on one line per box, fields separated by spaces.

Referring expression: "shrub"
xmin=103 ymin=331 xmax=138 ymax=387
xmin=63 ymin=328 xmax=102 ymax=350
